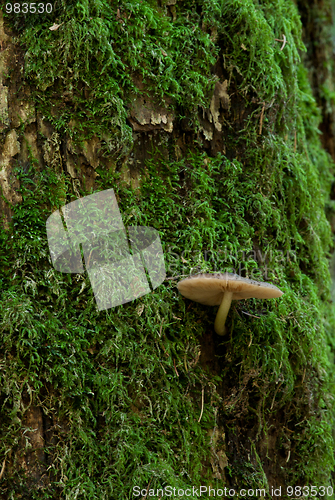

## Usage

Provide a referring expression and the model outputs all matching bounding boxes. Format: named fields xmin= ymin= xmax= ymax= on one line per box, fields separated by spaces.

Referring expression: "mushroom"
xmin=177 ymin=273 xmax=283 ymax=336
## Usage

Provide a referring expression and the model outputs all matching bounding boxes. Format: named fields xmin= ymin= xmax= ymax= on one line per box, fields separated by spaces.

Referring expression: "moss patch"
xmin=1 ymin=0 xmax=335 ymax=498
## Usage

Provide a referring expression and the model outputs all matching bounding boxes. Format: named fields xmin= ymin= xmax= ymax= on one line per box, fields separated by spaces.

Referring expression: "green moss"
xmin=1 ymin=0 xmax=335 ymax=497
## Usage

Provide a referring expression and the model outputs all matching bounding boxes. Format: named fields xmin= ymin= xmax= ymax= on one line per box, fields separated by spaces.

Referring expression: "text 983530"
xmin=5 ymin=3 xmax=53 ymax=14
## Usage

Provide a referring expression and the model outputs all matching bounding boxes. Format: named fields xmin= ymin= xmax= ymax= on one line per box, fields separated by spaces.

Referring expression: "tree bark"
xmin=1 ymin=1 xmax=335 ymax=498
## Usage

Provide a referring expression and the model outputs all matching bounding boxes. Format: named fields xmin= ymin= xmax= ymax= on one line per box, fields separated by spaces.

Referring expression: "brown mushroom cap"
xmin=177 ymin=273 xmax=283 ymax=305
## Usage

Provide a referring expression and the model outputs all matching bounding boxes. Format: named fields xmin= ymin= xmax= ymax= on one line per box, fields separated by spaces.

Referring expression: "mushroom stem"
xmin=214 ymin=291 xmax=233 ymax=335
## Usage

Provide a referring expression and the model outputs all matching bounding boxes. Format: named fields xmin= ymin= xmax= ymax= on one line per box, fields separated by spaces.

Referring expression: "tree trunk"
xmin=1 ymin=1 xmax=335 ymax=498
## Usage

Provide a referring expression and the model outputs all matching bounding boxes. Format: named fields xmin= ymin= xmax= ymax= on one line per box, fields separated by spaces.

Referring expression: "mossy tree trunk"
xmin=1 ymin=0 xmax=335 ymax=498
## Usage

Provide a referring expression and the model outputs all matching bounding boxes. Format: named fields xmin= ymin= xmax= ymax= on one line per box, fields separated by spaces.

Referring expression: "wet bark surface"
xmin=298 ymin=0 xmax=335 ymax=160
